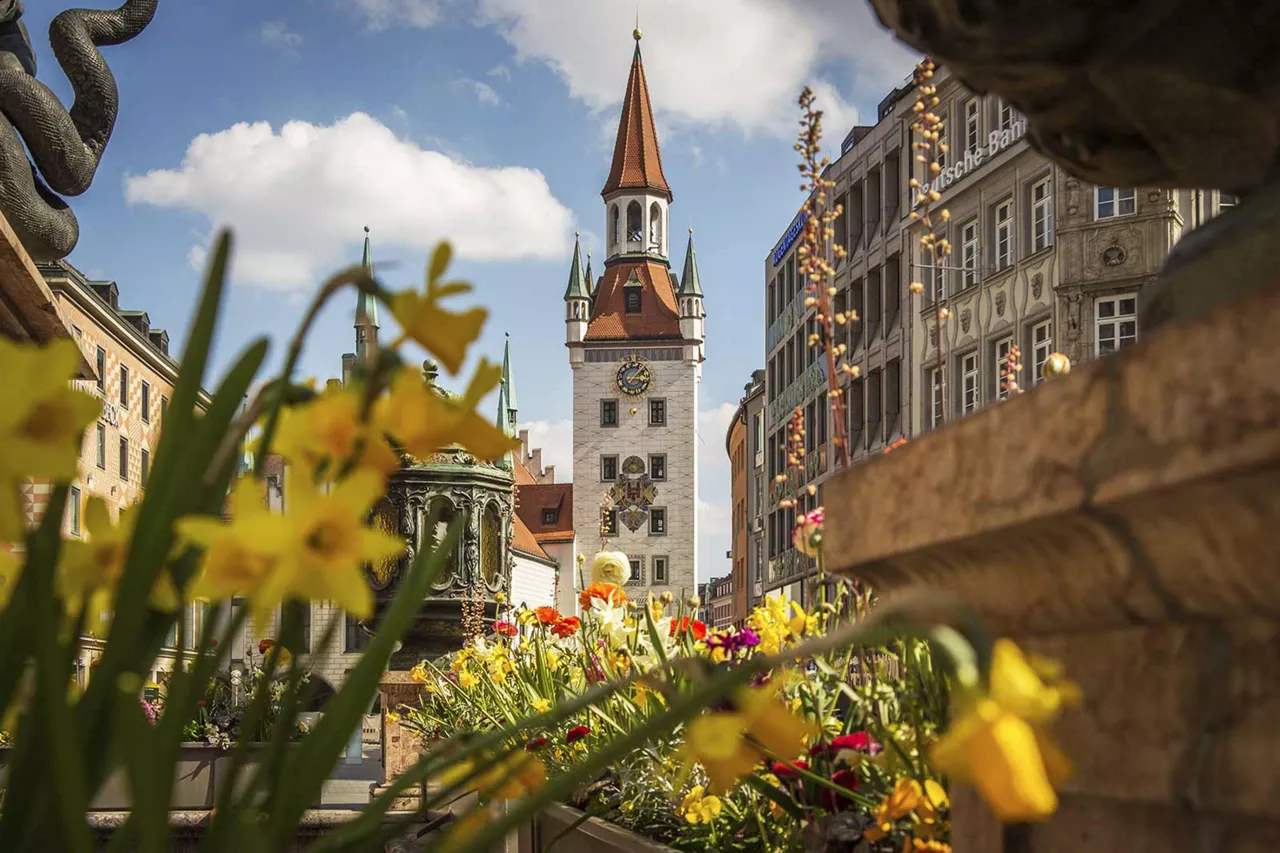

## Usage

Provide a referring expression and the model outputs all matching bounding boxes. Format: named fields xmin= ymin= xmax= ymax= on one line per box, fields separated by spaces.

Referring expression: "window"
xmin=541 ymin=508 xmax=558 ymax=526
xmin=601 ymin=508 xmax=618 ymax=536
xmin=996 ymin=336 xmax=1014 ymax=400
xmin=119 ymin=365 xmax=129 ymax=407
xmin=961 ymin=352 xmax=979 ymax=414
xmin=1220 ymin=192 xmax=1239 ymax=210
xmin=1032 ymin=320 xmax=1052 ymax=385
xmin=994 ymin=200 xmax=1013 ymax=270
xmin=929 ymin=367 xmax=944 ymax=428
xmin=140 ymin=448 xmax=150 ymax=486
xmin=141 ymin=381 xmax=150 ymax=423
xmin=626 ymin=201 xmax=643 ymax=242
xmin=649 ymin=398 xmax=666 ymax=426
xmin=1095 ymin=294 xmax=1138 ymax=356
xmin=300 ymin=604 xmax=312 ymax=653
xmin=650 ymin=508 xmax=667 ymax=536
xmin=96 ymin=423 xmax=106 ymax=469
xmin=344 ymin=614 xmax=369 ymax=653
xmin=95 ymin=346 xmax=105 ymax=392
xmin=932 ymin=254 xmax=946 ymax=303
xmin=964 ymin=98 xmax=980 ymax=152
xmin=119 ymin=436 xmax=129 ymax=480
xmin=1095 ymin=187 xmax=1136 ymax=220
xmin=628 ymin=558 xmax=641 ymax=582
xmin=601 ymin=455 xmax=619 ymax=482
xmin=600 ymin=399 xmax=618 ymax=427
xmin=652 ymin=556 xmax=668 ymax=584
xmin=998 ymin=97 xmax=1015 ymax=131
xmin=1032 ymin=177 xmax=1053 ymax=251
xmin=649 ymin=454 xmax=666 ymax=480
xmin=68 ymin=486 xmax=81 ymax=536
xmin=160 ymin=395 xmax=168 ymax=427
xmin=960 ymin=220 xmax=978 ymax=289
xmin=610 ymin=204 xmax=620 ymax=244
xmin=624 ymin=289 xmax=641 ymax=313
xmin=936 ymin=113 xmax=947 ymax=168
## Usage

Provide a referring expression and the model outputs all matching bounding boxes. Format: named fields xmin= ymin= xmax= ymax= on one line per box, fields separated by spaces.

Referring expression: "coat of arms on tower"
xmin=609 ymin=455 xmax=657 ymax=532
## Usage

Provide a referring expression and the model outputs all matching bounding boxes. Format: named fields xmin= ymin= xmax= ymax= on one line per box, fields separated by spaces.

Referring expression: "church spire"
xmin=355 ymin=226 xmax=379 ymax=364
xmin=584 ymin=251 xmax=594 ymax=298
xmin=563 ymin=233 xmax=590 ymax=300
xmin=501 ymin=332 xmax=517 ymax=430
xmin=601 ymin=30 xmax=671 ymax=201
xmin=678 ymin=227 xmax=703 ymax=297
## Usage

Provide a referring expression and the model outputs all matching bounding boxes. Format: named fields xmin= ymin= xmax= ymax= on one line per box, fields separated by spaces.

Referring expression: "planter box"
xmin=522 ymin=803 xmax=677 ymax=853
xmin=0 ymin=743 xmax=293 ymax=811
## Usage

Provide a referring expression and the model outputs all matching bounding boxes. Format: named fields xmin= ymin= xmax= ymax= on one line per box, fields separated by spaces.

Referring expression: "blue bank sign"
xmin=771 ymin=211 xmax=807 ymax=267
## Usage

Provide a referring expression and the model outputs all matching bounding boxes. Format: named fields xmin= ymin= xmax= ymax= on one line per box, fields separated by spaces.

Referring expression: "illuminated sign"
xmin=771 ymin=211 xmax=807 ymax=267
xmin=914 ymin=119 xmax=1028 ymax=206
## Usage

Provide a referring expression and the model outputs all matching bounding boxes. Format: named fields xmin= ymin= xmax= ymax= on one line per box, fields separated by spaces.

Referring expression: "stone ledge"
xmin=825 ymin=280 xmax=1280 ymax=637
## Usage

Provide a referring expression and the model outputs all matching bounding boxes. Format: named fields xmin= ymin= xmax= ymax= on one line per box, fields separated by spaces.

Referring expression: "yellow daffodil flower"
xmin=681 ymin=688 xmax=820 ymax=793
xmin=178 ymin=478 xmax=288 ymax=616
xmin=375 ymin=363 xmax=517 ymax=463
xmin=274 ymin=384 xmax=400 ymax=481
xmin=58 ymin=500 xmax=179 ymax=634
xmin=679 ymin=785 xmax=723 ymax=824
xmin=477 ymin=752 xmax=547 ymax=800
xmin=0 ymin=338 xmax=101 ymax=539
xmin=457 ymin=670 xmax=478 ymax=689
xmin=389 ymin=243 xmax=487 ymax=375
xmin=410 ymin=662 xmax=429 ymax=683
xmin=931 ymin=639 xmax=1079 ymax=822
xmin=531 ymin=697 xmax=551 ymax=713
xmin=247 ymin=470 xmax=403 ymax=621
xmin=916 ymin=778 xmax=949 ymax=824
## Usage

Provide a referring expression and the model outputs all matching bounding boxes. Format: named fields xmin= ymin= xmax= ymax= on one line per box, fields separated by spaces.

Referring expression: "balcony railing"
xmin=766 ymin=289 xmax=809 ymax=352
xmin=766 ymin=548 xmax=809 ymax=585
xmin=767 ymin=359 xmax=829 ymax=430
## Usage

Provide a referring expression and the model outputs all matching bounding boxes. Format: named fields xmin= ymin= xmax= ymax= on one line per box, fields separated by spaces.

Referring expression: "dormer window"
xmin=625 ymin=289 xmax=641 ymax=313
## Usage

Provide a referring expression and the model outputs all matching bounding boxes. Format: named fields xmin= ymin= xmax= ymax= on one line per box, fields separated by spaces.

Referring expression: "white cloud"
xmin=260 ymin=19 xmax=302 ymax=55
xmin=487 ymin=64 xmax=511 ymax=80
xmin=453 ymin=78 xmax=501 ymax=106
xmin=690 ymin=144 xmax=704 ymax=168
xmin=125 ymin=112 xmax=574 ymax=290
xmin=473 ymin=0 xmax=915 ymax=136
xmin=698 ymin=402 xmax=739 ymax=470
xmin=521 ymin=419 xmax=573 ymax=481
xmin=347 ymin=0 xmax=442 ymax=30
xmin=696 ymin=400 xmax=740 ymax=582
xmin=697 ymin=499 xmax=732 ymax=585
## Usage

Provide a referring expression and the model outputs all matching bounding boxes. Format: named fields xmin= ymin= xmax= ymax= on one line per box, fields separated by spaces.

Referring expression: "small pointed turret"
xmin=678 ymin=227 xmax=703 ymax=297
xmin=584 ymin=251 xmax=594 ymax=297
xmin=355 ymin=226 xmax=379 ymax=364
xmin=501 ymin=332 xmax=517 ymax=432
xmin=563 ymin=233 xmax=590 ymax=300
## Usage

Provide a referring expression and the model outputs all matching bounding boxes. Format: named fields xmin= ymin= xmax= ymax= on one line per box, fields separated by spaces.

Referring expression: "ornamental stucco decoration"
xmin=610 ymin=455 xmax=657 ymax=533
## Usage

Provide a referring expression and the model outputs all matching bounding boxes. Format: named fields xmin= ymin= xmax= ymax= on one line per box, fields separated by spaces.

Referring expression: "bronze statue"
xmin=0 ymin=0 xmax=157 ymax=260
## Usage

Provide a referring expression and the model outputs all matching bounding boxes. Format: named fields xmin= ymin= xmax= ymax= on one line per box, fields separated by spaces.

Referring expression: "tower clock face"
xmin=615 ymin=358 xmax=652 ymax=397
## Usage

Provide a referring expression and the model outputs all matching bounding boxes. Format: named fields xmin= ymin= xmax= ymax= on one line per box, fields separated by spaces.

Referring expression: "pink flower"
xmin=792 ymin=507 xmax=825 ymax=557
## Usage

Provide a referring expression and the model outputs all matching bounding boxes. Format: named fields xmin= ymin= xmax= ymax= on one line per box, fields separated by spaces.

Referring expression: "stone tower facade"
xmin=565 ymin=30 xmax=704 ymax=604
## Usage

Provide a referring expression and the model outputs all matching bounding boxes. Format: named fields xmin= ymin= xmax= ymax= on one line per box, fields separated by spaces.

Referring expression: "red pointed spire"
xmin=601 ymin=36 xmax=671 ymax=201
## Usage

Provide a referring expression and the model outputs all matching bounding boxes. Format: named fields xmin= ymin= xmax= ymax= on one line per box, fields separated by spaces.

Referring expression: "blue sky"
xmin=29 ymin=0 xmax=914 ymax=580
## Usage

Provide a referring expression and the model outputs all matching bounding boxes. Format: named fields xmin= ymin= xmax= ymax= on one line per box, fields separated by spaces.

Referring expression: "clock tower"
xmin=565 ymin=27 xmax=704 ymax=604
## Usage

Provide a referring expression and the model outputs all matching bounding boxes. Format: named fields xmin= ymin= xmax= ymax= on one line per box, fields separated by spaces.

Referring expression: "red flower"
xmin=668 ymin=617 xmax=708 ymax=641
xmin=196 ymin=700 xmax=206 ymax=708
xmin=770 ymin=759 xmax=809 ymax=780
xmin=811 ymin=731 xmax=880 ymax=758
xmin=551 ymin=617 xmax=580 ymax=638
xmin=525 ymin=736 xmax=548 ymax=751
xmin=820 ymin=769 xmax=860 ymax=812
xmin=494 ymin=621 xmax=518 ymax=637
xmin=565 ymin=725 xmax=591 ymax=744
xmin=535 ymin=606 xmax=561 ymax=625
xmin=258 ymin=638 xmax=275 ymax=655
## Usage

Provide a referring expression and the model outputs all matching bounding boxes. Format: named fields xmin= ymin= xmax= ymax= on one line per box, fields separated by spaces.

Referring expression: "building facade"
xmin=726 ymin=369 xmax=765 ymax=623
xmin=566 ymin=31 xmax=704 ymax=606
xmin=706 ymin=573 xmax=734 ymax=630
xmin=760 ymin=65 xmax=1234 ymax=602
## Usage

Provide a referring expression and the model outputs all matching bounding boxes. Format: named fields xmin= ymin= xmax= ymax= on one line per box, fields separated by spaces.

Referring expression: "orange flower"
xmin=535 ymin=606 xmax=562 ymax=625
xmin=579 ymin=582 xmax=627 ymax=610
xmin=551 ymin=617 xmax=580 ymax=638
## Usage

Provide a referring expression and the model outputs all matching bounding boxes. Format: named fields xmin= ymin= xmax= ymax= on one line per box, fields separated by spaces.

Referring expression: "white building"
xmin=565 ymin=30 xmax=704 ymax=605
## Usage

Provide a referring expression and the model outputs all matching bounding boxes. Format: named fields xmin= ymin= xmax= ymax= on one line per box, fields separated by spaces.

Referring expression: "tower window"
xmin=626 ymin=201 xmax=643 ymax=242
xmin=649 ymin=398 xmax=667 ymax=426
xmin=629 ymin=558 xmax=641 ymax=581
xmin=601 ymin=455 xmax=619 ymax=481
xmin=600 ymin=399 xmax=619 ymax=427
xmin=652 ymin=556 xmax=668 ymax=584
xmin=625 ymin=289 xmax=641 ymax=313
xmin=649 ymin=201 xmax=662 ymax=250
xmin=611 ymin=204 xmax=620 ymax=245
xmin=649 ymin=508 xmax=667 ymax=536
xmin=649 ymin=454 xmax=666 ymax=480
xmin=541 ymin=508 xmax=558 ymax=525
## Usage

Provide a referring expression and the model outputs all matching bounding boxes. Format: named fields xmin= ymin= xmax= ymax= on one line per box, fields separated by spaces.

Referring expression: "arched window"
xmin=610 ymin=204 xmax=620 ymax=245
xmin=627 ymin=201 xmax=643 ymax=243
xmin=649 ymin=202 xmax=663 ymax=250
xmin=423 ymin=497 xmax=458 ymax=587
xmin=481 ymin=503 xmax=503 ymax=587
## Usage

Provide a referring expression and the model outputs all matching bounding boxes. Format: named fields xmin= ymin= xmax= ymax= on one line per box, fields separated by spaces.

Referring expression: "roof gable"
xmin=584 ymin=260 xmax=681 ymax=342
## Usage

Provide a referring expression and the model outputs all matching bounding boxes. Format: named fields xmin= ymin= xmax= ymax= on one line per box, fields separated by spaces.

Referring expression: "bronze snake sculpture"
xmin=0 ymin=0 xmax=157 ymax=260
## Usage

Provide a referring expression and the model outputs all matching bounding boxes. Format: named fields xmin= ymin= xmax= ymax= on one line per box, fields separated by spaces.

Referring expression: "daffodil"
xmin=681 ymin=688 xmax=820 ymax=793
xmin=375 ymin=362 xmax=517 ymax=463
xmin=0 ymin=338 xmax=101 ymax=539
xmin=58 ymin=500 xmax=178 ymax=635
xmin=410 ymin=662 xmax=429 ymax=683
xmin=177 ymin=478 xmax=287 ymax=613
xmin=274 ymin=383 xmax=399 ymax=481
xmin=248 ymin=470 xmax=404 ymax=621
xmin=457 ymin=670 xmax=478 ymax=689
xmin=531 ymin=696 xmax=551 ymax=714
xmin=389 ymin=243 xmax=487 ymax=375
xmin=931 ymin=639 xmax=1079 ymax=822
xmin=679 ymin=785 xmax=723 ymax=824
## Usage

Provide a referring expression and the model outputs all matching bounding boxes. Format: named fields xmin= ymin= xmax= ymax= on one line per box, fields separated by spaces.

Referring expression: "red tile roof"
xmin=601 ymin=44 xmax=671 ymax=200
xmin=515 ymin=482 xmax=574 ymax=545
xmin=584 ymin=260 xmax=682 ymax=341
xmin=513 ymin=456 xmax=539 ymax=486
xmin=512 ymin=513 xmax=550 ymax=561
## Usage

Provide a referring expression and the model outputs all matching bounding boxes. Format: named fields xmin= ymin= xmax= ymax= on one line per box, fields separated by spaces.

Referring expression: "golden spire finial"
xmin=633 ymin=7 xmax=642 ymax=41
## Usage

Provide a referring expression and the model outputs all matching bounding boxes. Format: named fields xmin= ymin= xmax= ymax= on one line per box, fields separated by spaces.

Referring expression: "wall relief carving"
xmin=960 ymin=309 xmax=972 ymax=334
xmin=995 ymin=291 xmax=1007 ymax=316
xmin=1031 ymin=273 xmax=1044 ymax=299
xmin=1084 ymin=226 xmax=1142 ymax=280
